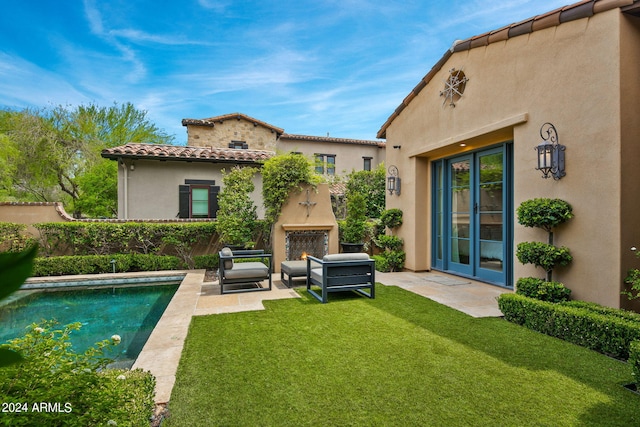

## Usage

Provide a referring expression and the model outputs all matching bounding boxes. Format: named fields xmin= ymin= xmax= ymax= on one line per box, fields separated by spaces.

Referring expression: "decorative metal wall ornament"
xmin=535 ymin=122 xmax=566 ymax=180
xmin=387 ymin=165 xmax=401 ymax=195
xmin=440 ymin=68 xmax=469 ymax=107
xmin=298 ymin=188 xmax=317 ymax=217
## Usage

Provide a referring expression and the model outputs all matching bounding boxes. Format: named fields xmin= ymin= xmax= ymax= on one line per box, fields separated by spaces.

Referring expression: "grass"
xmin=167 ymin=285 xmax=639 ymax=426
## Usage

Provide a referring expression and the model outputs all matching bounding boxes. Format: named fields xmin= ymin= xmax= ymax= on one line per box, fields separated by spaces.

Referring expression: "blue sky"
xmin=0 ymin=0 xmax=571 ymax=144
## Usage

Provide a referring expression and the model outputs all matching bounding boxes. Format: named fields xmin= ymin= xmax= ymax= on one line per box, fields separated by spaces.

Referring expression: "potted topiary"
xmin=217 ymin=166 xmax=258 ymax=249
xmin=341 ymin=193 xmax=367 ymax=253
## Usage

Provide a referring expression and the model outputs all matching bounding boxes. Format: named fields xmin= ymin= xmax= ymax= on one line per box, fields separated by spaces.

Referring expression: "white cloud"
xmin=0 ymin=52 xmax=90 ymax=108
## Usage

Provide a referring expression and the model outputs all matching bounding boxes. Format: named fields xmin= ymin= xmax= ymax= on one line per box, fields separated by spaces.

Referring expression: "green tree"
xmin=217 ymin=166 xmax=258 ymax=248
xmin=0 ymin=103 xmax=173 ymax=217
xmin=345 ymin=163 xmax=386 ymax=218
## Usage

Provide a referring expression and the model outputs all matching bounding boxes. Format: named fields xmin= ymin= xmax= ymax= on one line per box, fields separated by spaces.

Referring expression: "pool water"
xmin=0 ymin=284 xmax=179 ymax=365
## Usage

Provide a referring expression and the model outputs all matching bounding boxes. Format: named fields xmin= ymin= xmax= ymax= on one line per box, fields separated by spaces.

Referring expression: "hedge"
xmin=32 ymin=254 xmax=182 ymax=277
xmin=515 ymin=277 xmax=571 ymax=303
xmin=630 ymin=341 xmax=640 ymax=387
xmin=498 ymin=293 xmax=640 ymax=360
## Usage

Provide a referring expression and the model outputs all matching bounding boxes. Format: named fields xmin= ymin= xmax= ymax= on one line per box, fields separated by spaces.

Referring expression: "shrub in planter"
xmin=516 ymin=277 xmax=571 ymax=302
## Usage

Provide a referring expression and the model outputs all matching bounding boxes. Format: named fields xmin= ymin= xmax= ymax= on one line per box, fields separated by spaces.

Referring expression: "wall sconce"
xmin=535 ymin=122 xmax=565 ymax=180
xmin=387 ymin=165 xmax=401 ymax=195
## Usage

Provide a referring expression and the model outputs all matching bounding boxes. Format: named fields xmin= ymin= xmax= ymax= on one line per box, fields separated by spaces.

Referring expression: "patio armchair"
xmin=218 ymin=247 xmax=272 ymax=294
xmin=306 ymin=253 xmax=375 ymax=303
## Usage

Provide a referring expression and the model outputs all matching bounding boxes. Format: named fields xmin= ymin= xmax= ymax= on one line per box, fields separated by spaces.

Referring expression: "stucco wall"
xmin=186 ymin=119 xmax=278 ymax=151
xmin=619 ymin=13 xmax=640 ymax=311
xmin=385 ymin=9 xmax=630 ymax=307
xmin=118 ymin=159 xmax=265 ymax=220
xmin=277 ymin=139 xmax=385 ymax=176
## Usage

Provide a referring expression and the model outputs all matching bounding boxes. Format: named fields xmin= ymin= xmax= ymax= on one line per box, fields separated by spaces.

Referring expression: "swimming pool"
xmin=0 ymin=283 xmax=180 ymax=367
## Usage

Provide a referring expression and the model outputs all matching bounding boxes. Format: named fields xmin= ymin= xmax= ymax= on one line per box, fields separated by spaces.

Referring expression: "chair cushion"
xmin=224 ymin=262 xmax=269 ymax=280
xmin=221 ymin=247 xmax=233 ymax=270
xmin=322 ymin=253 xmax=370 ymax=262
xmin=310 ymin=267 xmax=323 ymax=283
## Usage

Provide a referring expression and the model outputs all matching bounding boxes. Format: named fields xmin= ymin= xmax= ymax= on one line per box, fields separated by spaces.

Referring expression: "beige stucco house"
xmin=102 ymin=113 xmax=384 ymax=220
xmin=378 ymin=0 xmax=640 ymax=309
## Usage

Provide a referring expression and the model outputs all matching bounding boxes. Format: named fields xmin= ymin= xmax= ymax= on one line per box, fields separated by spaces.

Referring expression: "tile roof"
xmin=101 ymin=142 xmax=274 ymax=164
xmin=280 ymin=133 xmax=385 ymax=148
xmin=376 ymin=0 xmax=639 ymax=139
xmin=181 ymin=112 xmax=285 ymax=136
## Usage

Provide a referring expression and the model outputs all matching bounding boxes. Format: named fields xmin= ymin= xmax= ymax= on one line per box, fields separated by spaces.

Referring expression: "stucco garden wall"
xmin=384 ymin=9 xmax=634 ymax=307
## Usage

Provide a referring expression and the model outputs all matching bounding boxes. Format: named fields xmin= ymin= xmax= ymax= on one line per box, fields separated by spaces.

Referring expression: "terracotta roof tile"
xmin=101 ymin=143 xmax=274 ymax=164
xmin=377 ymin=0 xmax=638 ymax=139
xmin=280 ymin=133 xmax=385 ymax=148
xmin=181 ymin=112 xmax=284 ymax=136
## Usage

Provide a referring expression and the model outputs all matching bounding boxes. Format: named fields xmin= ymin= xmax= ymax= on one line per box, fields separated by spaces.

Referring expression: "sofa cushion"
xmin=224 ymin=262 xmax=269 ymax=280
xmin=221 ymin=247 xmax=234 ymax=270
xmin=322 ymin=253 xmax=370 ymax=262
xmin=310 ymin=267 xmax=323 ymax=283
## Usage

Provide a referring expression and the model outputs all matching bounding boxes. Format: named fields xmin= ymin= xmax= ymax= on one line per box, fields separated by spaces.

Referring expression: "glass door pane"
xmin=450 ymin=158 xmax=471 ymax=269
xmin=477 ymin=151 xmax=504 ymax=275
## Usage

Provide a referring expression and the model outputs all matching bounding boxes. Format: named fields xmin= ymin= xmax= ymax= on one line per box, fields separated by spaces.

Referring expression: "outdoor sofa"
xmin=218 ymin=247 xmax=272 ymax=294
xmin=306 ymin=253 xmax=375 ymax=303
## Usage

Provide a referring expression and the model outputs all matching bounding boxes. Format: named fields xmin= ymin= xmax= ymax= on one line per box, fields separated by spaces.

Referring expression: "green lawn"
xmin=167 ymin=285 xmax=638 ymax=426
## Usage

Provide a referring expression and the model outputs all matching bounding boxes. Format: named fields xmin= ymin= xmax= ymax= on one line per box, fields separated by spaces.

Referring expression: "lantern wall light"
xmin=535 ymin=122 xmax=566 ymax=180
xmin=387 ymin=165 xmax=401 ymax=196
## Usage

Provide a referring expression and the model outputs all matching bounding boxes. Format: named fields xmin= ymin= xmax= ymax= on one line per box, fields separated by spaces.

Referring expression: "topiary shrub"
xmin=516 ymin=242 xmax=572 ymax=276
xmin=373 ymin=209 xmax=405 ymax=272
xmin=516 ymin=277 xmax=571 ymax=303
xmin=379 ymin=208 xmax=403 ymax=231
xmin=515 ymin=198 xmax=573 ymax=283
xmin=516 ymin=198 xmax=573 ymax=233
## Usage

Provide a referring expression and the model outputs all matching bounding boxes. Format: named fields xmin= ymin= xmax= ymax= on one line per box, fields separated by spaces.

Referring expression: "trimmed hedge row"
xmin=33 ymin=254 xmax=182 ymax=277
xmin=498 ymin=293 xmax=640 ymax=360
xmin=32 ymin=253 xmax=221 ymax=277
xmin=515 ymin=277 xmax=571 ymax=303
xmin=630 ymin=341 xmax=640 ymax=387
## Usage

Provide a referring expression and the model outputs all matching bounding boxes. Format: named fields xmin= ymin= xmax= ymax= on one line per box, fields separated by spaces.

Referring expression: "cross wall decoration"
xmin=299 ymin=189 xmax=317 ymax=217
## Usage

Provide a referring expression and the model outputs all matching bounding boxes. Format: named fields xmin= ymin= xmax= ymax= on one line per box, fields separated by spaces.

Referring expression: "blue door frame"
xmin=432 ymin=143 xmax=513 ymax=288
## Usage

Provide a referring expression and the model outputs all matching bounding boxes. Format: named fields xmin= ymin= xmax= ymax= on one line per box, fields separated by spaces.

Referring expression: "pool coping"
xmin=131 ymin=270 xmax=205 ymax=404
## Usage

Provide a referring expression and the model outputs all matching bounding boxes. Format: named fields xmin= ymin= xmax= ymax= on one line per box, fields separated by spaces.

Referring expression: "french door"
xmin=433 ymin=144 xmax=512 ymax=287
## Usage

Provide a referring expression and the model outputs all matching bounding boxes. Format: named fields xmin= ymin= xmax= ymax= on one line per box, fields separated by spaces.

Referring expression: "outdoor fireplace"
xmin=272 ymin=183 xmax=339 ymax=273
xmin=285 ymin=230 xmax=328 ymax=261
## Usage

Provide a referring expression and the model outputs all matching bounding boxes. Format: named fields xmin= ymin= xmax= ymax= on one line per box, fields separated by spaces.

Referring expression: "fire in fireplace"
xmin=285 ymin=231 xmax=328 ymax=261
